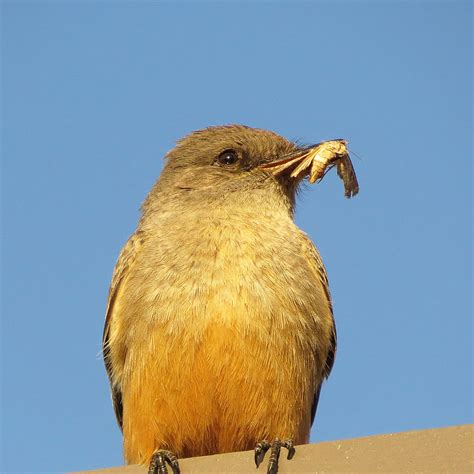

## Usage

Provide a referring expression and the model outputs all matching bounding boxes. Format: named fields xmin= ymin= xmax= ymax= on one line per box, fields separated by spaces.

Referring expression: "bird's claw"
xmin=255 ymin=440 xmax=271 ymax=468
xmin=254 ymin=438 xmax=295 ymax=474
xmin=148 ymin=449 xmax=180 ymax=474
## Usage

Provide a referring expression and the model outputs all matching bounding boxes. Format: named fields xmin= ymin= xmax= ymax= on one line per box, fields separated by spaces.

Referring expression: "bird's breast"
xmin=125 ymin=211 xmax=325 ymax=341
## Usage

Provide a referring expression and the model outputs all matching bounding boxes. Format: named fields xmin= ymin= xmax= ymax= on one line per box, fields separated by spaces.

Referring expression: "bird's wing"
xmin=102 ymin=231 xmax=143 ymax=429
xmin=300 ymin=233 xmax=337 ymax=425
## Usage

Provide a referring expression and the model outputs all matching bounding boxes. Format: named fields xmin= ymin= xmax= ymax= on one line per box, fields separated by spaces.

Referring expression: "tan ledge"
xmin=77 ymin=424 xmax=473 ymax=473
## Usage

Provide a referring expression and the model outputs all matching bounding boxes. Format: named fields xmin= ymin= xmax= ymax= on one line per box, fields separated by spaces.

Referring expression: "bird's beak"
xmin=259 ymin=139 xmax=359 ymax=198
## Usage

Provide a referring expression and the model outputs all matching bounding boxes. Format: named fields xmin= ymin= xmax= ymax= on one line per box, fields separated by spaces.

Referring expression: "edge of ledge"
xmin=75 ymin=424 xmax=474 ymax=473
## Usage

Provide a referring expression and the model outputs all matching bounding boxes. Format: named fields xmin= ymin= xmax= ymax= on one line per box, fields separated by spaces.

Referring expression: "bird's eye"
xmin=217 ymin=150 xmax=239 ymax=166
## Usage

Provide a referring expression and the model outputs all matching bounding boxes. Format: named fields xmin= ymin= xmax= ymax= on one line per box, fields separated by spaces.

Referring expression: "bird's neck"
xmin=140 ymin=179 xmax=296 ymax=229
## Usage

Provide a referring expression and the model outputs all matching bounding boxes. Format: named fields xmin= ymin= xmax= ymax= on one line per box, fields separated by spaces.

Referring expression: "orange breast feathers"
xmin=103 ymin=213 xmax=336 ymax=465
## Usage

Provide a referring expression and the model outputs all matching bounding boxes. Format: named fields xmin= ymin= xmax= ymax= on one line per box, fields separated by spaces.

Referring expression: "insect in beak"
xmin=260 ymin=139 xmax=359 ymax=198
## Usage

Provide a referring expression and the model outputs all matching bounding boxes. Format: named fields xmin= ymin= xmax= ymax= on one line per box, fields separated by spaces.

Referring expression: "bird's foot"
xmin=254 ymin=438 xmax=295 ymax=474
xmin=148 ymin=449 xmax=180 ymax=474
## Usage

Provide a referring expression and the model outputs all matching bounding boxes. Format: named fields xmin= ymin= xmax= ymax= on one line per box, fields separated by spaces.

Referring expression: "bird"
xmin=103 ymin=125 xmax=347 ymax=474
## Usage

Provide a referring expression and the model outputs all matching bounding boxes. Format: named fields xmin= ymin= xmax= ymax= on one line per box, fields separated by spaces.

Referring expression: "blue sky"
xmin=1 ymin=1 xmax=472 ymax=472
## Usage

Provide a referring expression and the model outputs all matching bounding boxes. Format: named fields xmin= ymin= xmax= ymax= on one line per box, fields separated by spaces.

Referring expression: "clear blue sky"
xmin=1 ymin=1 xmax=472 ymax=472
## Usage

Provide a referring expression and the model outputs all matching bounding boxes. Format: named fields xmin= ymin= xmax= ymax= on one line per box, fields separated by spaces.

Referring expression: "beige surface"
xmin=77 ymin=424 xmax=473 ymax=473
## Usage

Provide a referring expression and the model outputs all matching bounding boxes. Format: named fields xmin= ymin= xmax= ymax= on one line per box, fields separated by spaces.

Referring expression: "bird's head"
xmin=143 ymin=124 xmax=357 ymax=220
xmin=149 ymin=125 xmax=319 ymax=213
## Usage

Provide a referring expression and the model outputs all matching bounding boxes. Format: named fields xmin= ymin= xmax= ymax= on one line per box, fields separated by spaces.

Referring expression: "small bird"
xmin=103 ymin=125 xmax=355 ymax=473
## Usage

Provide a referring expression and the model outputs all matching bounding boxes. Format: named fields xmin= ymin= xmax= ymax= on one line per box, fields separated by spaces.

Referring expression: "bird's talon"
xmin=254 ymin=440 xmax=270 ymax=468
xmin=148 ymin=450 xmax=180 ymax=474
xmin=282 ymin=439 xmax=295 ymax=460
xmin=255 ymin=438 xmax=295 ymax=473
